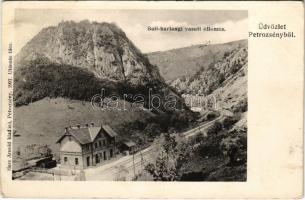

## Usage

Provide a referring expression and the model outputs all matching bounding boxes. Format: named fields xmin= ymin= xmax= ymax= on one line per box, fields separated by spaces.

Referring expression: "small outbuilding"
xmin=120 ymin=140 xmax=137 ymax=155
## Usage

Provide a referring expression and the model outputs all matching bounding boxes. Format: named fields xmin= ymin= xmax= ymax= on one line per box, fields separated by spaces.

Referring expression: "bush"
xmin=143 ymin=123 xmax=161 ymax=138
xmin=207 ymin=121 xmax=222 ymax=135
xmin=220 ymin=132 xmax=247 ymax=165
xmin=232 ymin=99 xmax=248 ymax=113
xmin=206 ymin=112 xmax=217 ymax=120
xmin=222 ymin=116 xmax=239 ymax=129
xmin=144 ymin=153 xmax=178 ymax=181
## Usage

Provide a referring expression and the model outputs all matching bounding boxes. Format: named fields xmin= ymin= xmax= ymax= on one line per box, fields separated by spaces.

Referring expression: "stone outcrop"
xmin=15 ymin=20 xmax=163 ymax=86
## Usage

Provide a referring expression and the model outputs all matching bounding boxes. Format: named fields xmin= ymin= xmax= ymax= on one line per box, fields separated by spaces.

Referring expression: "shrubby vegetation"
xmin=14 ymin=59 xmax=187 ymax=112
xmin=206 ymin=111 xmax=219 ymax=120
xmin=220 ymin=130 xmax=247 ymax=165
xmin=115 ymin=110 xmax=196 ymax=148
xmin=181 ymin=114 xmax=247 ymax=181
xmin=142 ymin=113 xmax=247 ymax=181
xmin=232 ymin=98 xmax=248 ymax=113
xmin=14 ymin=60 xmax=120 ymax=107
xmin=144 ymin=134 xmax=192 ymax=181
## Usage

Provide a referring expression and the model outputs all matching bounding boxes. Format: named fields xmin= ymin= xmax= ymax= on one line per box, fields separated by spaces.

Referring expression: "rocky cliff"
xmin=147 ymin=40 xmax=248 ymax=113
xmin=14 ymin=20 xmax=183 ymax=109
xmin=16 ymin=20 xmax=162 ymax=85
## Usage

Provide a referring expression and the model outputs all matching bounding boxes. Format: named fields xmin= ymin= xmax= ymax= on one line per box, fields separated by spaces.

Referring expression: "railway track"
xmin=84 ymin=110 xmax=229 ymax=180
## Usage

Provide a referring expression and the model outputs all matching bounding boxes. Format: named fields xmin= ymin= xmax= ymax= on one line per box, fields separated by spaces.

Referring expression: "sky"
xmin=14 ymin=9 xmax=247 ymax=53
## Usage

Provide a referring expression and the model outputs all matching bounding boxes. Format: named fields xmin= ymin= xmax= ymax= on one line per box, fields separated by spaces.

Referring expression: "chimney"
xmin=64 ymin=127 xmax=68 ymax=133
xmin=77 ymin=124 xmax=81 ymax=129
xmin=91 ymin=122 xmax=94 ymax=127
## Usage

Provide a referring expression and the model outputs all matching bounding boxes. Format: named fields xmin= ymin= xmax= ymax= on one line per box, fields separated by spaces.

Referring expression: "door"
xmin=86 ymin=156 xmax=90 ymax=166
xmin=110 ymin=149 xmax=113 ymax=158
xmin=95 ymin=154 xmax=99 ymax=164
xmin=103 ymin=151 xmax=107 ymax=160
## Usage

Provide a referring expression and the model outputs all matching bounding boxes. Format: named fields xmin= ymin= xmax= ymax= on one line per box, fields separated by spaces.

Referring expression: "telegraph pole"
xmin=140 ymin=135 xmax=145 ymax=171
xmin=59 ymin=165 xmax=61 ymax=181
xmin=132 ymin=152 xmax=136 ymax=177
xmin=140 ymin=150 xmax=143 ymax=171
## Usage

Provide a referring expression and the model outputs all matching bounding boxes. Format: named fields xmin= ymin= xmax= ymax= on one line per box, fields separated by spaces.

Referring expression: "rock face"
xmin=14 ymin=20 xmax=186 ymax=109
xmin=169 ymin=41 xmax=247 ymax=94
xmin=15 ymin=20 xmax=162 ymax=86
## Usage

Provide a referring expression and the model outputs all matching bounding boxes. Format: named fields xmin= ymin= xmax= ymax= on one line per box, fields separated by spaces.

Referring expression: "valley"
xmin=12 ymin=20 xmax=247 ymax=182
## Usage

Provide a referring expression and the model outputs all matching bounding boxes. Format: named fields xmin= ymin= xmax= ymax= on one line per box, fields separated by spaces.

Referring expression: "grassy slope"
xmin=13 ymin=98 xmax=152 ymax=157
xmin=147 ymin=40 xmax=247 ymax=81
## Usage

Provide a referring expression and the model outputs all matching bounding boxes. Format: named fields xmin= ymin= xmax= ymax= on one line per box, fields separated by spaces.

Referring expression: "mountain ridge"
xmin=14 ymin=20 xmax=185 ymax=110
xmin=147 ymin=39 xmax=248 ymax=114
xmin=147 ymin=39 xmax=247 ymax=81
xmin=147 ymin=39 xmax=246 ymax=55
xmin=15 ymin=20 xmax=163 ymax=85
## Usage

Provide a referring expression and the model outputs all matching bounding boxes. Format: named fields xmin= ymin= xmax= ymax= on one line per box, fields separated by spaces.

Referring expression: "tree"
xmin=194 ymin=132 xmax=205 ymax=144
xmin=163 ymin=133 xmax=177 ymax=155
xmin=144 ymin=136 xmax=192 ymax=181
xmin=143 ymin=123 xmax=161 ymax=138
xmin=222 ymin=116 xmax=239 ymax=129
xmin=220 ymin=133 xmax=247 ymax=165
xmin=144 ymin=150 xmax=177 ymax=181
xmin=207 ymin=121 xmax=222 ymax=135
xmin=206 ymin=112 xmax=217 ymax=120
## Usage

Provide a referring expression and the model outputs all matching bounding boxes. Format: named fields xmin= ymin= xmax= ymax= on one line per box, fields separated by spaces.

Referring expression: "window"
xmin=103 ymin=140 xmax=106 ymax=146
xmin=95 ymin=143 xmax=98 ymax=148
xmin=64 ymin=157 xmax=68 ymax=162
xmin=99 ymin=141 xmax=102 ymax=147
xmin=75 ymin=158 xmax=79 ymax=165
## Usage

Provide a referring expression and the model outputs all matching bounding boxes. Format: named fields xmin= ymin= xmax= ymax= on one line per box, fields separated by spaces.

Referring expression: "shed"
xmin=121 ymin=140 xmax=137 ymax=155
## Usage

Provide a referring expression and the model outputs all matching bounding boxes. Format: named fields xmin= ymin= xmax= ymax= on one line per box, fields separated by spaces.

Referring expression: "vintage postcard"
xmin=1 ymin=1 xmax=303 ymax=199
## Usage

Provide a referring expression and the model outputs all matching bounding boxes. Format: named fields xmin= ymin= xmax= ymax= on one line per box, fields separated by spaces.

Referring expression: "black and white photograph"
xmin=12 ymin=9 xmax=248 ymax=181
